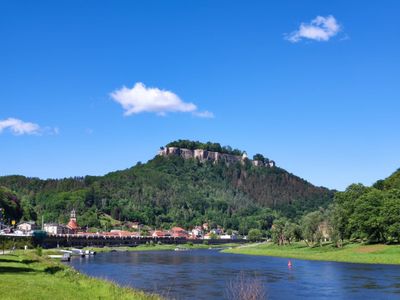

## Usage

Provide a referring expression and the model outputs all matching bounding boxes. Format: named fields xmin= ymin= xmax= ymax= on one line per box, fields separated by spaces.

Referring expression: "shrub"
xmin=225 ymin=271 xmax=266 ymax=300
xmin=248 ymin=229 xmax=263 ymax=242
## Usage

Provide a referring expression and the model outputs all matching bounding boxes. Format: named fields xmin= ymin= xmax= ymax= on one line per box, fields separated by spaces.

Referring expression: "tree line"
xmin=0 ymin=153 xmax=332 ymax=232
xmin=259 ymin=169 xmax=400 ymax=246
xmin=166 ymin=140 xmax=244 ymax=156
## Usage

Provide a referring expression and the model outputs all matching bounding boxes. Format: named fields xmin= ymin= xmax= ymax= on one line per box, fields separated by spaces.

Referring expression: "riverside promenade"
xmin=1 ymin=234 xmax=247 ymax=248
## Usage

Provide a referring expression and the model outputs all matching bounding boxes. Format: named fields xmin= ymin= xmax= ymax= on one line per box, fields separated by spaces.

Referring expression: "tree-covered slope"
xmin=373 ymin=168 xmax=400 ymax=190
xmin=0 ymin=154 xmax=333 ymax=231
xmin=329 ymin=168 xmax=400 ymax=244
xmin=0 ymin=186 xmax=22 ymax=222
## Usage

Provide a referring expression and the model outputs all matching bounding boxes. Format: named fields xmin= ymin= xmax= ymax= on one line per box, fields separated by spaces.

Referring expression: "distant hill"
xmin=0 ymin=141 xmax=333 ymax=232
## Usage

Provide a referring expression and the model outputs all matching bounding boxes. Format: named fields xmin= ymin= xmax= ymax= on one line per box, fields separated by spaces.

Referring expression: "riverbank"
xmin=82 ymin=242 xmax=239 ymax=253
xmin=0 ymin=251 xmax=161 ymax=300
xmin=222 ymin=242 xmax=400 ymax=265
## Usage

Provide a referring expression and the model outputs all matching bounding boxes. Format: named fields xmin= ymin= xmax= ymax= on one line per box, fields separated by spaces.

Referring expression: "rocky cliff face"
xmin=158 ymin=146 xmax=275 ymax=168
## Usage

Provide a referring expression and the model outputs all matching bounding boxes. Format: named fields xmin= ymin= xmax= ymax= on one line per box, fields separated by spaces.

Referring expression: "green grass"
xmin=222 ymin=242 xmax=400 ymax=265
xmin=0 ymin=251 xmax=161 ymax=300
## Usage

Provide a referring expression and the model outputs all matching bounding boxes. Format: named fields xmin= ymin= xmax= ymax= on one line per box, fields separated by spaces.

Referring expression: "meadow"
xmin=223 ymin=242 xmax=400 ymax=265
xmin=0 ymin=251 xmax=160 ymax=300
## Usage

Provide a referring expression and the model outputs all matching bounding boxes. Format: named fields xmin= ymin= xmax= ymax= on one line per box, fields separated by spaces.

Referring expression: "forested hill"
xmin=329 ymin=168 xmax=400 ymax=244
xmin=0 ymin=153 xmax=333 ymax=231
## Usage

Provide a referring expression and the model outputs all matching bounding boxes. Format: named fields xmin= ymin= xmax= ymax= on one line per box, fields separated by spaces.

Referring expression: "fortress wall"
xmin=158 ymin=146 xmax=275 ymax=168
xmin=180 ymin=148 xmax=195 ymax=159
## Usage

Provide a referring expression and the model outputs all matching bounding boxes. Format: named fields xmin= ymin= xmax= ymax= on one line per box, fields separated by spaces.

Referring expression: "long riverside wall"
xmin=41 ymin=235 xmax=247 ymax=248
xmin=0 ymin=235 xmax=247 ymax=249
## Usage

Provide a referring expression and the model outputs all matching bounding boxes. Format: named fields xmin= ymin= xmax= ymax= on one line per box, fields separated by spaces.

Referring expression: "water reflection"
xmin=70 ymin=250 xmax=400 ymax=300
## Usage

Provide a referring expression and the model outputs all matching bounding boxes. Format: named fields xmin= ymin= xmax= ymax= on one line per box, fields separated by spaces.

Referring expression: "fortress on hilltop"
xmin=158 ymin=146 xmax=276 ymax=168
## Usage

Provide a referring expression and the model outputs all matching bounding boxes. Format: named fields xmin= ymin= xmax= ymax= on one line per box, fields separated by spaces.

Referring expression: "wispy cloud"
xmin=0 ymin=118 xmax=40 ymax=135
xmin=110 ymin=82 xmax=213 ymax=118
xmin=0 ymin=118 xmax=58 ymax=135
xmin=286 ymin=15 xmax=341 ymax=43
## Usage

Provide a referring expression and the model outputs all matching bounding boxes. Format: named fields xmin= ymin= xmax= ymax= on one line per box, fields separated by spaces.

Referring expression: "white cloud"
xmin=0 ymin=118 xmax=58 ymax=135
xmin=286 ymin=15 xmax=341 ymax=43
xmin=110 ymin=82 xmax=213 ymax=118
xmin=0 ymin=118 xmax=41 ymax=135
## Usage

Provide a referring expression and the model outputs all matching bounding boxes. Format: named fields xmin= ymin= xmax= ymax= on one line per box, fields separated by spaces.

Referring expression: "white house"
xmin=43 ymin=223 xmax=70 ymax=235
xmin=17 ymin=221 xmax=38 ymax=234
xmin=191 ymin=226 xmax=203 ymax=238
xmin=220 ymin=233 xmax=238 ymax=240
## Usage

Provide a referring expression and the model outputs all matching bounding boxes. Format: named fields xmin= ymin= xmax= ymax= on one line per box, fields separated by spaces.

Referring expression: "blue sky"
xmin=1 ymin=1 xmax=399 ymax=190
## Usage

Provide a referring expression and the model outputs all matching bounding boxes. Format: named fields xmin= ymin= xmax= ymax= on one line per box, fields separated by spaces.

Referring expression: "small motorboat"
xmin=84 ymin=249 xmax=96 ymax=256
xmin=60 ymin=248 xmax=85 ymax=257
xmin=174 ymin=247 xmax=189 ymax=251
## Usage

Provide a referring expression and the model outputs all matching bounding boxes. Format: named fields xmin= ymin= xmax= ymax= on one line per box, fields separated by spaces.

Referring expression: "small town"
xmin=0 ymin=209 xmax=241 ymax=242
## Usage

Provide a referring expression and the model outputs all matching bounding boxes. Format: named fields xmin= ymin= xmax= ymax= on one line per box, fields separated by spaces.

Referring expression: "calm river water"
xmin=69 ymin=249 xmax=400 ymax=299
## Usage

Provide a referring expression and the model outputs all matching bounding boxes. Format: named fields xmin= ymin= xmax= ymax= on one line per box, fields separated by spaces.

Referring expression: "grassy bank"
xmin=82 ymin=243 xmax=239 ymax=253
xmin=0 ymin=251 xmax=161 ymax=300
xmin=222 ymin=242 xmax=400 ymax=265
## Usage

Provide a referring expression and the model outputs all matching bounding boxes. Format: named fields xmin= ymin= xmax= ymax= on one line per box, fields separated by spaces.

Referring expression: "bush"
xmin=248 ymin=229 xmax=263 ymax=242
xmin=36 ymin=246 xmax=43 ymax=257
xmin=225 ymin=271 xmax=266 ymax=300
xmin=203 ymin=240 xmax=209 ymax=245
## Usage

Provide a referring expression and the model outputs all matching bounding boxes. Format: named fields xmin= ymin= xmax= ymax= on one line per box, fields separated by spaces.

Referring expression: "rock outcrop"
xmin=158 ymin=146 xmax=276 ymax=168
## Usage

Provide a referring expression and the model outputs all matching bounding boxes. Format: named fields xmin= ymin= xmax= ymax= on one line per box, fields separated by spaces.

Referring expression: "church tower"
xmin=67 ymin=209 xmax=79 ymax=234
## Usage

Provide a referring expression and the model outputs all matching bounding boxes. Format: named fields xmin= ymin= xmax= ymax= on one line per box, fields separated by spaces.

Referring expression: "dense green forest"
xmin=329 ymin=168 xmax=400 ymax=244
xmin=0 ymin=187 xmax=22 ymax=222
xmin=268 ymin=168 xmax=400 ymax=246
xmin=0 ymin=149 xmax=332 ymax=232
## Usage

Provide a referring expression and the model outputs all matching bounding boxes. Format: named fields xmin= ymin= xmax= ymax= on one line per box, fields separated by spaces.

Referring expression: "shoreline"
xmin=0 ymin=250 xmax=161 ymax=300
xmin=46 ymin=241 xmax=400 ymax=265
xmin=222 ymin=242 xmax=400 ymax=265
xmin=79 ymin=242 xmax=239 ymax=253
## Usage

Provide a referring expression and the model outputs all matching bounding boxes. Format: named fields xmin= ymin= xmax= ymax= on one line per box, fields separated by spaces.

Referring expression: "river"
xmin=69 ymin=249 xmax=400 ymax=299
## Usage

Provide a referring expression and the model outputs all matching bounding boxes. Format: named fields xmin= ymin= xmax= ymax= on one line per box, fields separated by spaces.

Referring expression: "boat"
xmin=61 ymin=253 xmax=71 ymax=262
xmin=60 ymin=248 xmax=84 ymax=257
xmin=59 ymin=248 xmax=96 ymax=257
xmin=174 ymin=247 xmax=189 ymax=251
xmin=84 ymin=249 xmax=96 ymax=256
